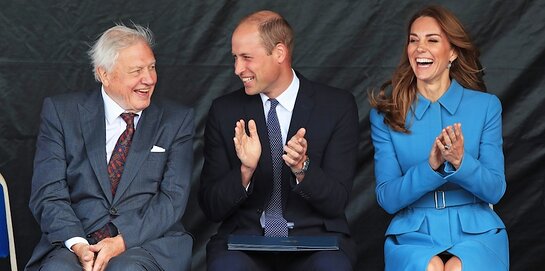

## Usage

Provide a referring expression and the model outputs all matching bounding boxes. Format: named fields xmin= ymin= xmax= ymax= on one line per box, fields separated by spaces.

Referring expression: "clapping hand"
xmin=429 ymin=123 xmax=464 ymax=170
xmin=233 ymin=119 xmax=262 ymax=186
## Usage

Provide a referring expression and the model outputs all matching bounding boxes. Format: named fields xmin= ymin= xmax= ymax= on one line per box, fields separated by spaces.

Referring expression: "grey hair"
xmin=88 ymin=23 xmax=154 ymax=81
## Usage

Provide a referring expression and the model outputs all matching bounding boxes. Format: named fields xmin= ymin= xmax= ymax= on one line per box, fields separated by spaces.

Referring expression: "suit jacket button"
xmin=257 ymin=209 xmax=263 ymax=214
xmin=109 ymin=207 xmax=118 ymax=215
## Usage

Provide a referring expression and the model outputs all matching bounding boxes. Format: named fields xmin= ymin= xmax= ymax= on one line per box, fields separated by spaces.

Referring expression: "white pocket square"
xmin=150 ymin=145 xmax=166 ymax=152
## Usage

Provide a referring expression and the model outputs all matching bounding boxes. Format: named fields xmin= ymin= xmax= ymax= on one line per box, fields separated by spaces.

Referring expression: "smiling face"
xmin=407 ymin=16 xmax=457 ymax=87
xmin=231 ymin=22 xmax=285 ymax=98
xmin=99 ymin=40 xmax=157 ymax=112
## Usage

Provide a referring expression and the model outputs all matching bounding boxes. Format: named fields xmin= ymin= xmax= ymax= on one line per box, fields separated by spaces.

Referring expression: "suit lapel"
xmin=113 ymin=102 xmax=162 ymax=203
xmin=79 ymin=90 xmax=112 ymax=203
xmin=287 ymin=74 xmax=315 ymax=139
xmin=283 ymin=75 xmax=315 ymax=206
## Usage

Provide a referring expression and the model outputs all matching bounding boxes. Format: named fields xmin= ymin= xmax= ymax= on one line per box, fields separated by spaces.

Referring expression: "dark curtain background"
xmin=1 ymin=0 xmax=544 ymax=270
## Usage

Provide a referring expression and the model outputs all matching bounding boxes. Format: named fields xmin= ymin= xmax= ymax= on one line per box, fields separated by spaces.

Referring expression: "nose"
xmin=141 ymin=68 xmax=157 ymax=85
xmin=234 ymin=58 xmax=244 ymax=76
xmin=416 ymin=43 xmax=426 ymax=52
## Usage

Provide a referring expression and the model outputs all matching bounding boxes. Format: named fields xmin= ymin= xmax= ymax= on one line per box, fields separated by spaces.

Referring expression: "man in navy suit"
xmin=199 ymin=10 xmax=359 ymax=271
xmin=26 ymin=24 xmax=194 ymax=271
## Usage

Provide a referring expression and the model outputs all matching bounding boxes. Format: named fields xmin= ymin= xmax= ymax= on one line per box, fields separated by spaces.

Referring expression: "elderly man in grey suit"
xmin=26 ymin=24 xmax=194 ymax=271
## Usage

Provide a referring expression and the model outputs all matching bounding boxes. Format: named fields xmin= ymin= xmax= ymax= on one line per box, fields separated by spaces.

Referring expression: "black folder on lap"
xmin=227 ymin=235 xmax=339 ymax=251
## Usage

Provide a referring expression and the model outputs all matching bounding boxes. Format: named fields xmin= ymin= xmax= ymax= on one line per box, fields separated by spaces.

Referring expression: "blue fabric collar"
xmin=413 ymin=79 xmax=463 ymax=120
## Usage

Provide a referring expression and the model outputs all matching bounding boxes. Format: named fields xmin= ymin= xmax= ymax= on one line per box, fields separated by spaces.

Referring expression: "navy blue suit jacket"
xmin=199 ymin=73 xmax=359 ymax=261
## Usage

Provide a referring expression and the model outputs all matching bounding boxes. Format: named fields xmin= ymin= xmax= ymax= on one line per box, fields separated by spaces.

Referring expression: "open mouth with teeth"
xmin=132 ymin=88 xmax=153 ymax=101
xmin=242 ymin=77 xmax=254 ymax=84
xmin=134 ymin=88 xmax=150 ymax=96
xmin=416 ymin=58 xmax=433 ymax=67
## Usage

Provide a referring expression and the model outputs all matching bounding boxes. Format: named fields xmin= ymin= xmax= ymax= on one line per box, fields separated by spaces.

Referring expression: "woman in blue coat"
xmin=369 ymin=5 xmax=509 ymax=271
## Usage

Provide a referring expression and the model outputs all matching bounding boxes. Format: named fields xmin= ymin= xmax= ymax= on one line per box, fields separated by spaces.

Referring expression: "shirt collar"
xmin=413 ymin=79 xmax=463 ymax=120
xmin=259 ymin=69 xmax=300 ymax=112
xmin=101 ymin=86 xmax=142 ymax=125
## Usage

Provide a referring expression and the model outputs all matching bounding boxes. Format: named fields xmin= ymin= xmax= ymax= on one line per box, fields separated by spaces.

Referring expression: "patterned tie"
xmin=89 ymin=113 xmax=135 ymax=243
xmin=264 ymin=99 xmax=289 ymax=237
xmin=108 ymin=112 xmax=136 ymax=196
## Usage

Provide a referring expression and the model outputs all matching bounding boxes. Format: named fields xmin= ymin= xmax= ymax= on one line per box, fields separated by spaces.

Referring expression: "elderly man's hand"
xmin=89 ymin=235 xmax=126 ymax=271
xmin=72 ymin=243 xmax=95 ymax=271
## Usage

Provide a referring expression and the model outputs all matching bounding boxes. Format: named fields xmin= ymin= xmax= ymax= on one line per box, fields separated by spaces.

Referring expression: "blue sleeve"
xmin=370 ymin=109 xmax=446 ymax=214
xmin=443 ymin=95 xmax=506 ymax=204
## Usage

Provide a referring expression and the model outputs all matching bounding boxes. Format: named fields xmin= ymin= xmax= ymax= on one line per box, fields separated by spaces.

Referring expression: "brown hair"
xmin=237 ymin=10 xmax=294 ymax=56
xmin=369 ymin=5 xmax=486 ymax=133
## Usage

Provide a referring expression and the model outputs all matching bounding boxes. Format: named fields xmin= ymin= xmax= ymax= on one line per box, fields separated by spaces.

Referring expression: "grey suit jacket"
xmin=26 ymin=89 xmax=194 ymax=270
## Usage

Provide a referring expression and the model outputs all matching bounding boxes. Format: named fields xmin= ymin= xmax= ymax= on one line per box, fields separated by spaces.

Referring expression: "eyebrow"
xmin=233 ymin=52 xmax=251 ymax=57
xmin=409 ymin=33 xmax=442 ymax=38
xmin=129 ymin=61 xmax=156 ymax=68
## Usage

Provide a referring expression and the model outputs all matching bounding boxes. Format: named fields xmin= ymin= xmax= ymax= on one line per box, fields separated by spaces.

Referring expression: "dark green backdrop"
xmin=1 ymin=0 xmax=544 ymax=270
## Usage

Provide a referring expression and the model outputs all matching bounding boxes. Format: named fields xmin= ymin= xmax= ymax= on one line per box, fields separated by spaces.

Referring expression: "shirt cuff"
xmin=65 ymin=237 xmax=89 ymax=252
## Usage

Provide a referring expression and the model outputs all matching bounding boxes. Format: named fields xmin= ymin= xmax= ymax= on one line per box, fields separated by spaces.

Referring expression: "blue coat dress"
xmin=370 ymin=80 xmax=509 ymax=271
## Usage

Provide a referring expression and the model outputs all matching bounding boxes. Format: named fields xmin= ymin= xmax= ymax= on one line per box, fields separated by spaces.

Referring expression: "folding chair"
xmin=0 ymin=173 xmax=17 ymax=270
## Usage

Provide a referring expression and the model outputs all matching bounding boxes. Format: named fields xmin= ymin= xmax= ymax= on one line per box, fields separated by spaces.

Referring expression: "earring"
xmin=447 ymin=61 xmax=452 ymax=69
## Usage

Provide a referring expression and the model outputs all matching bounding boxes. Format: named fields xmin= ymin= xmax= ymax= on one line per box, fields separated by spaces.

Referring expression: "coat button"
xmin=109 ymin=207 xmax=118 ymax=215
xmin=257 ymin=209 xmax=263 ymax=214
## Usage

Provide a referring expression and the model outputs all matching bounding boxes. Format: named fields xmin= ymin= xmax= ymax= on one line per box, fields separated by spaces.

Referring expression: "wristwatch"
xmin=292 ymin=156 xmax=310 ymax=175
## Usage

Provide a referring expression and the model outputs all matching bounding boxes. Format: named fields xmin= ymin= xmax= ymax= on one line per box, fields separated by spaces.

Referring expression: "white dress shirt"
xmin=259 ymin=69 xmax=300 ymax=145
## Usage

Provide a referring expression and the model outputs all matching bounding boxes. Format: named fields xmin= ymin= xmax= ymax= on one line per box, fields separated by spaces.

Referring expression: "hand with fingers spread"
xmin=233 ymin=119 xmax=262 ymax=187
xmin=437 ymin=123 xmax=464 ymax=169
xmin=283 ymin=128 xmax=308 ymax=181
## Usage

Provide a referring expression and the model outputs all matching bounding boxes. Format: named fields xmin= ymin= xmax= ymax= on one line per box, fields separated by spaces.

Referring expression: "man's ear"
xmin=273 ymin=43 xmax=288 ymax=64
xmin=97 ymin=67 xmax=110 ymax=87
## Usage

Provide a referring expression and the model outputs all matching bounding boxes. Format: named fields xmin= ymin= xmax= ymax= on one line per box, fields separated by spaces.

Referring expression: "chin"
xmin=136 ymin=103 xmax=151 ymax=111
xmin=244 ymin=88 xmax=259 ymax=96
xmin=414 ymin=72 xmax=433 ymax=81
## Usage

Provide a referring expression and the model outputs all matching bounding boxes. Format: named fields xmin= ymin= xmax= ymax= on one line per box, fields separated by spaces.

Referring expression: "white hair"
xmin=88 ymin=23 xmax=154 ymax=81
